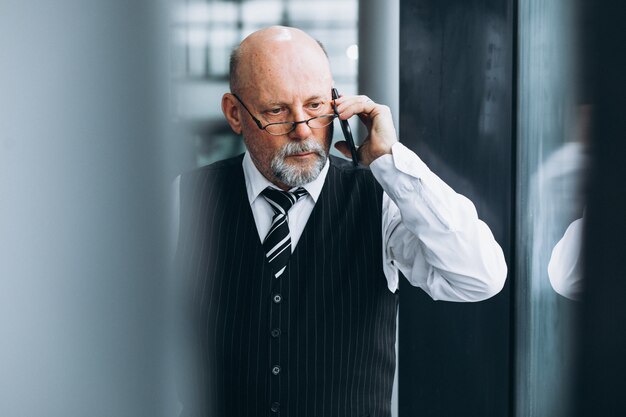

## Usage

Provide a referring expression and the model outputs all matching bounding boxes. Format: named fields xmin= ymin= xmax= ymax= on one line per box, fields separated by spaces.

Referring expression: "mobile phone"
xmin=331 ymin=88 xmax=359 ymax=167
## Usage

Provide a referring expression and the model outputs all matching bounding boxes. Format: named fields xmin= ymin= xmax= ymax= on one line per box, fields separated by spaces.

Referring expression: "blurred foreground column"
xmin=0 ymin=1 xmax=172 ymax=416
xmin=358 ymin=1 xmax=400 ymax=416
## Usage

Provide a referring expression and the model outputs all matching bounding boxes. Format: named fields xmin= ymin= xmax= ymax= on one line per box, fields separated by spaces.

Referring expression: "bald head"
xmin=229 ymin=26 xmax=330 ymax=95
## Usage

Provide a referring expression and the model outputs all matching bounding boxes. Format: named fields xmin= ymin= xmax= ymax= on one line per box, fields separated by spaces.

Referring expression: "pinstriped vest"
xmin=177 ymin=154 xmax=398 ymax=417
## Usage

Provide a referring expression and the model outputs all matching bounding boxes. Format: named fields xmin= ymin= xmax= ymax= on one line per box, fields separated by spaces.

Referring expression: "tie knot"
xmin=261 ymin=187 xmax=308 ymax=215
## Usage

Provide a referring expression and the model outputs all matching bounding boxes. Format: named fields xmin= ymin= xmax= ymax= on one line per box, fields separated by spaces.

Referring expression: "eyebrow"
xmin=264 ymin=95 xmax=328 ymax=107
xmin=305 ymin=95 xmax=327 ymax=103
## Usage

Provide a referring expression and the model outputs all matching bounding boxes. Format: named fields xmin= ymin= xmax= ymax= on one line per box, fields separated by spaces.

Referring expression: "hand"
xmin=332 ymin=95 xmax=398 ymax=166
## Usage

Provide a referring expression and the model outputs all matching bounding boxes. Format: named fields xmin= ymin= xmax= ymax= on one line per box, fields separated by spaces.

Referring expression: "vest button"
xmin=270 ymin=402 xmax=280 ymax=412
xmin=272 ymin=294 xmax=282 ymax=303
xmin=272 ymin=365 xmax=281 ymax=375
xmin=271 ymin=328 xmax=281 ymax=338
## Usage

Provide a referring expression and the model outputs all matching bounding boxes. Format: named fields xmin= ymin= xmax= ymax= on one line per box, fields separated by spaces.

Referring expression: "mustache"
xmin=278 ymin=140 xmax=326 ymax=158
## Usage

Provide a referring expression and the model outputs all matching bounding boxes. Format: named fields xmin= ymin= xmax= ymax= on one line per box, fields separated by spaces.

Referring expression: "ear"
xmin=222 ymin=93 xmax=242 ymax=134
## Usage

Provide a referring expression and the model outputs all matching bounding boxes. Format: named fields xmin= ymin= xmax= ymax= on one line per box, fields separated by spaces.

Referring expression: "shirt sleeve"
xmin=369 ymin=142 xmax=508 ymax=301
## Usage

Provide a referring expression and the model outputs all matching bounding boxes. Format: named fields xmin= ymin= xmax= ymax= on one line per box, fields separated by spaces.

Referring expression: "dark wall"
xmin=576 ymin=2 xmax=626 ymax=416
xmin=399 ymin=1 xmax=514 ymax=416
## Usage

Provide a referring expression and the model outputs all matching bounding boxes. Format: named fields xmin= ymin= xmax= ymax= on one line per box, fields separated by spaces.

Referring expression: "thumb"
xmin=334 ymin=141 xmax=353 ymax=159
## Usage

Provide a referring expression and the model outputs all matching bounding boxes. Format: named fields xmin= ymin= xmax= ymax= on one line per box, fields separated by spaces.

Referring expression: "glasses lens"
xmin=307 ymin=115 xmax=336 ymax=129
xmin=264 ymin=115 xmax=336 ymax=135
xmin=265 ymin=122 xmax=294 ymax=135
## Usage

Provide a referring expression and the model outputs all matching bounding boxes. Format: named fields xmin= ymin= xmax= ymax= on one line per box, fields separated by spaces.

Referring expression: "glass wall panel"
xmin=516 ymin=1 xmax=587 ymax=415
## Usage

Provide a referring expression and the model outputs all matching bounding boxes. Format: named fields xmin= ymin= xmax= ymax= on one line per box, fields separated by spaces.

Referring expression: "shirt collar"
xmin=242 ymin=151 xmax=329 ymax=205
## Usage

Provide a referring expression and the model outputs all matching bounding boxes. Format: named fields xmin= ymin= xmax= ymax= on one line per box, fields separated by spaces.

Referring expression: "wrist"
xmin=370 ymin=141 xmax=395 ymax=160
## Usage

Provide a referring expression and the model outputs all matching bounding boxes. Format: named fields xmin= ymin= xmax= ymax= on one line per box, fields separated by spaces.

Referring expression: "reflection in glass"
xmin=548 ymin=215 xmax=584 ymax=300
xmin=516 ymin=0 xmax=588 ymax=415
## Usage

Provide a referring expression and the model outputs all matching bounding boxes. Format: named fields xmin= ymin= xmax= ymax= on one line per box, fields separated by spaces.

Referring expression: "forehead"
xmin=239 ymin=41 xmax=332 ymax=103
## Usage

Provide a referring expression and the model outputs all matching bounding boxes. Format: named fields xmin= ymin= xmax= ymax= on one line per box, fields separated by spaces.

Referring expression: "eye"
xmin=264 ymin=107 xmax=286 ymax=117
xmin=307 ymin=102 xmax=323 ymax=110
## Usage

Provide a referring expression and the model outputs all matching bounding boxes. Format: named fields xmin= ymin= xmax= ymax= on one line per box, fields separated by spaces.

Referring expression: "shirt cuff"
xmin=370 ymin=140 xmax=459 ymax=232
xmin=370 ymin=141 xmax=432 ymax=181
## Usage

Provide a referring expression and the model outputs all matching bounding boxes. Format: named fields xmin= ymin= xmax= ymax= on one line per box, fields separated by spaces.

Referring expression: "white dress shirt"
xmin=240 ymin=141 xmax=507 ymax=301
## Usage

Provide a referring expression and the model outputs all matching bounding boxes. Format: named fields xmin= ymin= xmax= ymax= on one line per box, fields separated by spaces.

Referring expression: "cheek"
xmin=243 ymin=130 xmax=284 ymax=166
xmin=316 ymin=124 xmax=333 ymax=150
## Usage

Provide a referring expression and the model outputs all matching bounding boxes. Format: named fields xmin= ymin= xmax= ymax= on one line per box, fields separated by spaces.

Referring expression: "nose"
xmin=287 ymin=109 xmax=313 ymax=140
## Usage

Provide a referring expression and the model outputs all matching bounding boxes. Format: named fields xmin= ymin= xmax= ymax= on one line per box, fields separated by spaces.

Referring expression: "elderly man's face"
xmin=233 ymin=32 xmax=334 ymax=189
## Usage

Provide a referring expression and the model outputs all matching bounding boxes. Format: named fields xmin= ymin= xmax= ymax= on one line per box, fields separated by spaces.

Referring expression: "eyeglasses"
xmin=232 ymin=93 xmax=336 ymax=136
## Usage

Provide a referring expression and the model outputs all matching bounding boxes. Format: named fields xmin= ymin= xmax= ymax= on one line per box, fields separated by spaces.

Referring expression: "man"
xmin=175 ymin=26 xmax=506 ymax=417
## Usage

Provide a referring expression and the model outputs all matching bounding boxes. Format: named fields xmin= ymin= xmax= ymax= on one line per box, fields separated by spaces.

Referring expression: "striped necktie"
xmin=260 ymin=186 xmax=308 ymax=278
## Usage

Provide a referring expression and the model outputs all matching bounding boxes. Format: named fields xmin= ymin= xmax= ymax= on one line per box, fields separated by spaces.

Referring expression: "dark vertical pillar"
xmin=576 ymin=2 xmax=626 ymax=417
xmin=399 ymin=1 xmax=514 ymax=416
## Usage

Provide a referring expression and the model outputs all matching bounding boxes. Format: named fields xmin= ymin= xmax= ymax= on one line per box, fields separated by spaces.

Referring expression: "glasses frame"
xmin=232 ymin=93 xmax=336 ymax=136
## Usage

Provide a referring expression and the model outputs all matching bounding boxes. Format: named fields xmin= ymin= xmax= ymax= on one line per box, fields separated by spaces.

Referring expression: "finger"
xmin=334 ymin=95 xmax=373 ymax=114
xmin=333 ymin=94 xmax=370 ymax=106
xmin=334 ymin=96 xmax=376 ymax=119
xmin=357 ymin=112 xmax=372 ymax=125
xmin=333 ymin=141 xmax=353 ymax=159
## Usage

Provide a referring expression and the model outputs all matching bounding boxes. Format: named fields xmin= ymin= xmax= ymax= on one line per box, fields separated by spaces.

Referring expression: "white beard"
xmin=270 ymin=140 xmax=328 ymax=187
